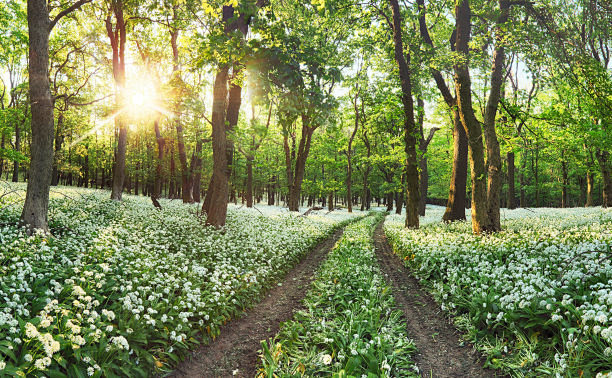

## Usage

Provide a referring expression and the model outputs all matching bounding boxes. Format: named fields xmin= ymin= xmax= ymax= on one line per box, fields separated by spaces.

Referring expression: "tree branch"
xmin=49 ymin=0 xmax=93 ymax=32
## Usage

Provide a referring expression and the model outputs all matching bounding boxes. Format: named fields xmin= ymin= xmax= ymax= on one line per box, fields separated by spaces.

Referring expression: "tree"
xmin=202 ymin=2 xmax=267 ymax=227
xmin=21 ymin=0 xmax=91 ymax=232
xmin=105 ymin=0 xmax=129 ymax=201
xmin=417 ymin=0 xmax=468 ymax=221
xmin=387 ymin=0 xmax=420 ymax=228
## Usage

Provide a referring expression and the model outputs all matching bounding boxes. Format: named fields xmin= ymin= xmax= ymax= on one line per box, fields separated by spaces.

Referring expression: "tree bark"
xmin=596 ymin=149 xmax=611 ymax=208
xmin=192 ymin=138 xmax=203 ymax=202
xmin=288 ymin=117 xmax=314 ymax=211
xmin=12 ymin=121 xmax=21 ymax=182
xmin=586 ymin=170 xmax=594 ymax=207
xmin=168 ymin=28 xmax=193 ymax=204
xmin=454 ymin=0 xmax=491 ymax=234
xmin=561 ymin=152 xmax=569 ymax=208
xmin=389 ymin=0 xmax=419 ymax=228
xmin=246 ymin=157 xmax=254 ymax=207
xmin=346 ymin=88 xmax=360 ymax=213
xmin=443 ymin=110 xmax=469 ymax=221
xmin=417 ymin=0 xmax=468 ymax=222
xmin=507 ymin=151 xmax=516 ymax=209
xmin=107 ymin=1 xmax=128 ymax=201
xmin=202 ymin=66 xmax=230 ymax=225
xmin=151 ymin=117 xmax=164 ymax=208
xmin=51 ymin=113 xmax=65 ymax=186
xmin=482 ymin=0 xmax=509 ymax=231
xmin=21 ymin=0 xmax=54 ymax=232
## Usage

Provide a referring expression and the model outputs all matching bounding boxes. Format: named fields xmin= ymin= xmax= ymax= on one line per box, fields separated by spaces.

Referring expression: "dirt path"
xmin=373 ymin=220 xmax=501 ymax=378
xmin=171 ymin=226 xmax=346 ymax=378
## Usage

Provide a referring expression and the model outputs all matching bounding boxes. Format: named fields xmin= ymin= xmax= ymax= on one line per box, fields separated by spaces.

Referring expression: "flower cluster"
xmin=0 ymin=183 xmax=361 ymax=376
xmin=385 ymin=206 xmax=612 ymax=376
xmin=259 ymin=213 xmax=416 ymax=377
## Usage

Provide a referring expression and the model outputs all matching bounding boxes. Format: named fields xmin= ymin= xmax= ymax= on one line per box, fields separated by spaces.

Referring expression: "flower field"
xmin=259 ymin=213 xmax=417 ymax=377
xmin=0 ymin=183 xmax=363 ymax=376
xmin=385 ymin=207 xmax=612 ymax=377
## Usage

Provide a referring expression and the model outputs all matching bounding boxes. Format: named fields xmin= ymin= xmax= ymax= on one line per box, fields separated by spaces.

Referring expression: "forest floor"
xmin=372 ymin=221 xmax=502 ymax=378
xmin=171 ymin=226 xmax=347 ymax=378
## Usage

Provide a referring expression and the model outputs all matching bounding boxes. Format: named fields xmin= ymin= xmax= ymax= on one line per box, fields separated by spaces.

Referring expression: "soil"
xmin=373 ymin=220 xmax=503 ymax=378
xmin=170 ymin=226 xmax=346 ymax=378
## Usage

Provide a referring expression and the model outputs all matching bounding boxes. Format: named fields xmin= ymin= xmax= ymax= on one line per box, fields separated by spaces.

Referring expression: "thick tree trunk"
xmin=507 ymin=151 xmax=516 ymax=209
xmin=202 ymin=66 xmax=230 ymax=225
xmin=389 ymin=0 xmax=419 ymax=228
xmin=21 ymin=0 xmax=54 ymax=232
xmin=417 ymin=0 xmax=467 ymax=222
xmin=586 ymin=170 xmax=594 ymax=207
xmin=482 ymin=0 xmax=509 ymax=231
xmin=443 ymin=110 xmax=468 ymax=221
xmin=454 ymin=0 xmax=491 ymax=234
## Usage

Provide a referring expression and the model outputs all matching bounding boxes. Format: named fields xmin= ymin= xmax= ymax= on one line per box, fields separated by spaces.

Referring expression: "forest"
xmin=0 ymin=0 xmax=610 ymax=377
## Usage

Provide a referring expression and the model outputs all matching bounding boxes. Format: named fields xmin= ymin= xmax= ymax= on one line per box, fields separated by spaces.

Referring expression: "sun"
xmin=129 ymin=92 xmax=146 ymax=108
xmin=123 ymin=77 xmax=159 ymax=120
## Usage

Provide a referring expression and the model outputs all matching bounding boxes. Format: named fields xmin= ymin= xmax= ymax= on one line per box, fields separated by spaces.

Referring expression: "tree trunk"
xmin=51 ymin=113 xmax=65 ymax=186
xmin=443 ymin=110 xmax=468 ymax=221
xmin=12 ymin=121 xmax=21 ymax=182
xmin=168 ymin=28 xmax=193 ymax=204
xmin=107 ymin=1 xmax=128 ymax=201
xmin=596 ymin=149 xmax=611 ymax=208
xmin=586 ymin=170 xmax=594 ymax=207
xmin=202 ymin=66 xmax=230 ymax=225
xmin=395 ymin=189 xmax=403 ymax=215
xmin=169 ymin=144 xmax=176 ymax=198
xmin=0 ymin=133 xmax=5 ymax=177
xmin=561 ymin=153 xmax=569 ymax=208
xmin=386 ymin=192 xmax=394 ymax=212
xmin=152 ymin=117 xmax=164 ymax=202
xmin=192 ymin=138 xmax=203 ymax=202
xmin=288 ymin=118 xmax=315 ymax=212
xmin=203 ymin=58 xmax=243 ymax=226
xmin=417 ymin=0 xmax=467 ymax=222
xmin=454 ymin=0 xmax=491 ymax=234
xmin=389 ymin=0 xmax=419 ymax=228
xmin=419 ymin=155 xmax=428 ymax=215
xmin=21 ymin=0 xmax=54 ymax=232
xmin=507 ymin=151 xmax=516 ymax=209
xmin=347 ymin=88 xmax=360 ymax=213
xmin=176 ymin=121 xmax=193 ymax=203
xmin=83 ymin=153 xmax=89 ymax=189
xmin=246 ymin=157 xmax=254 ymax=207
